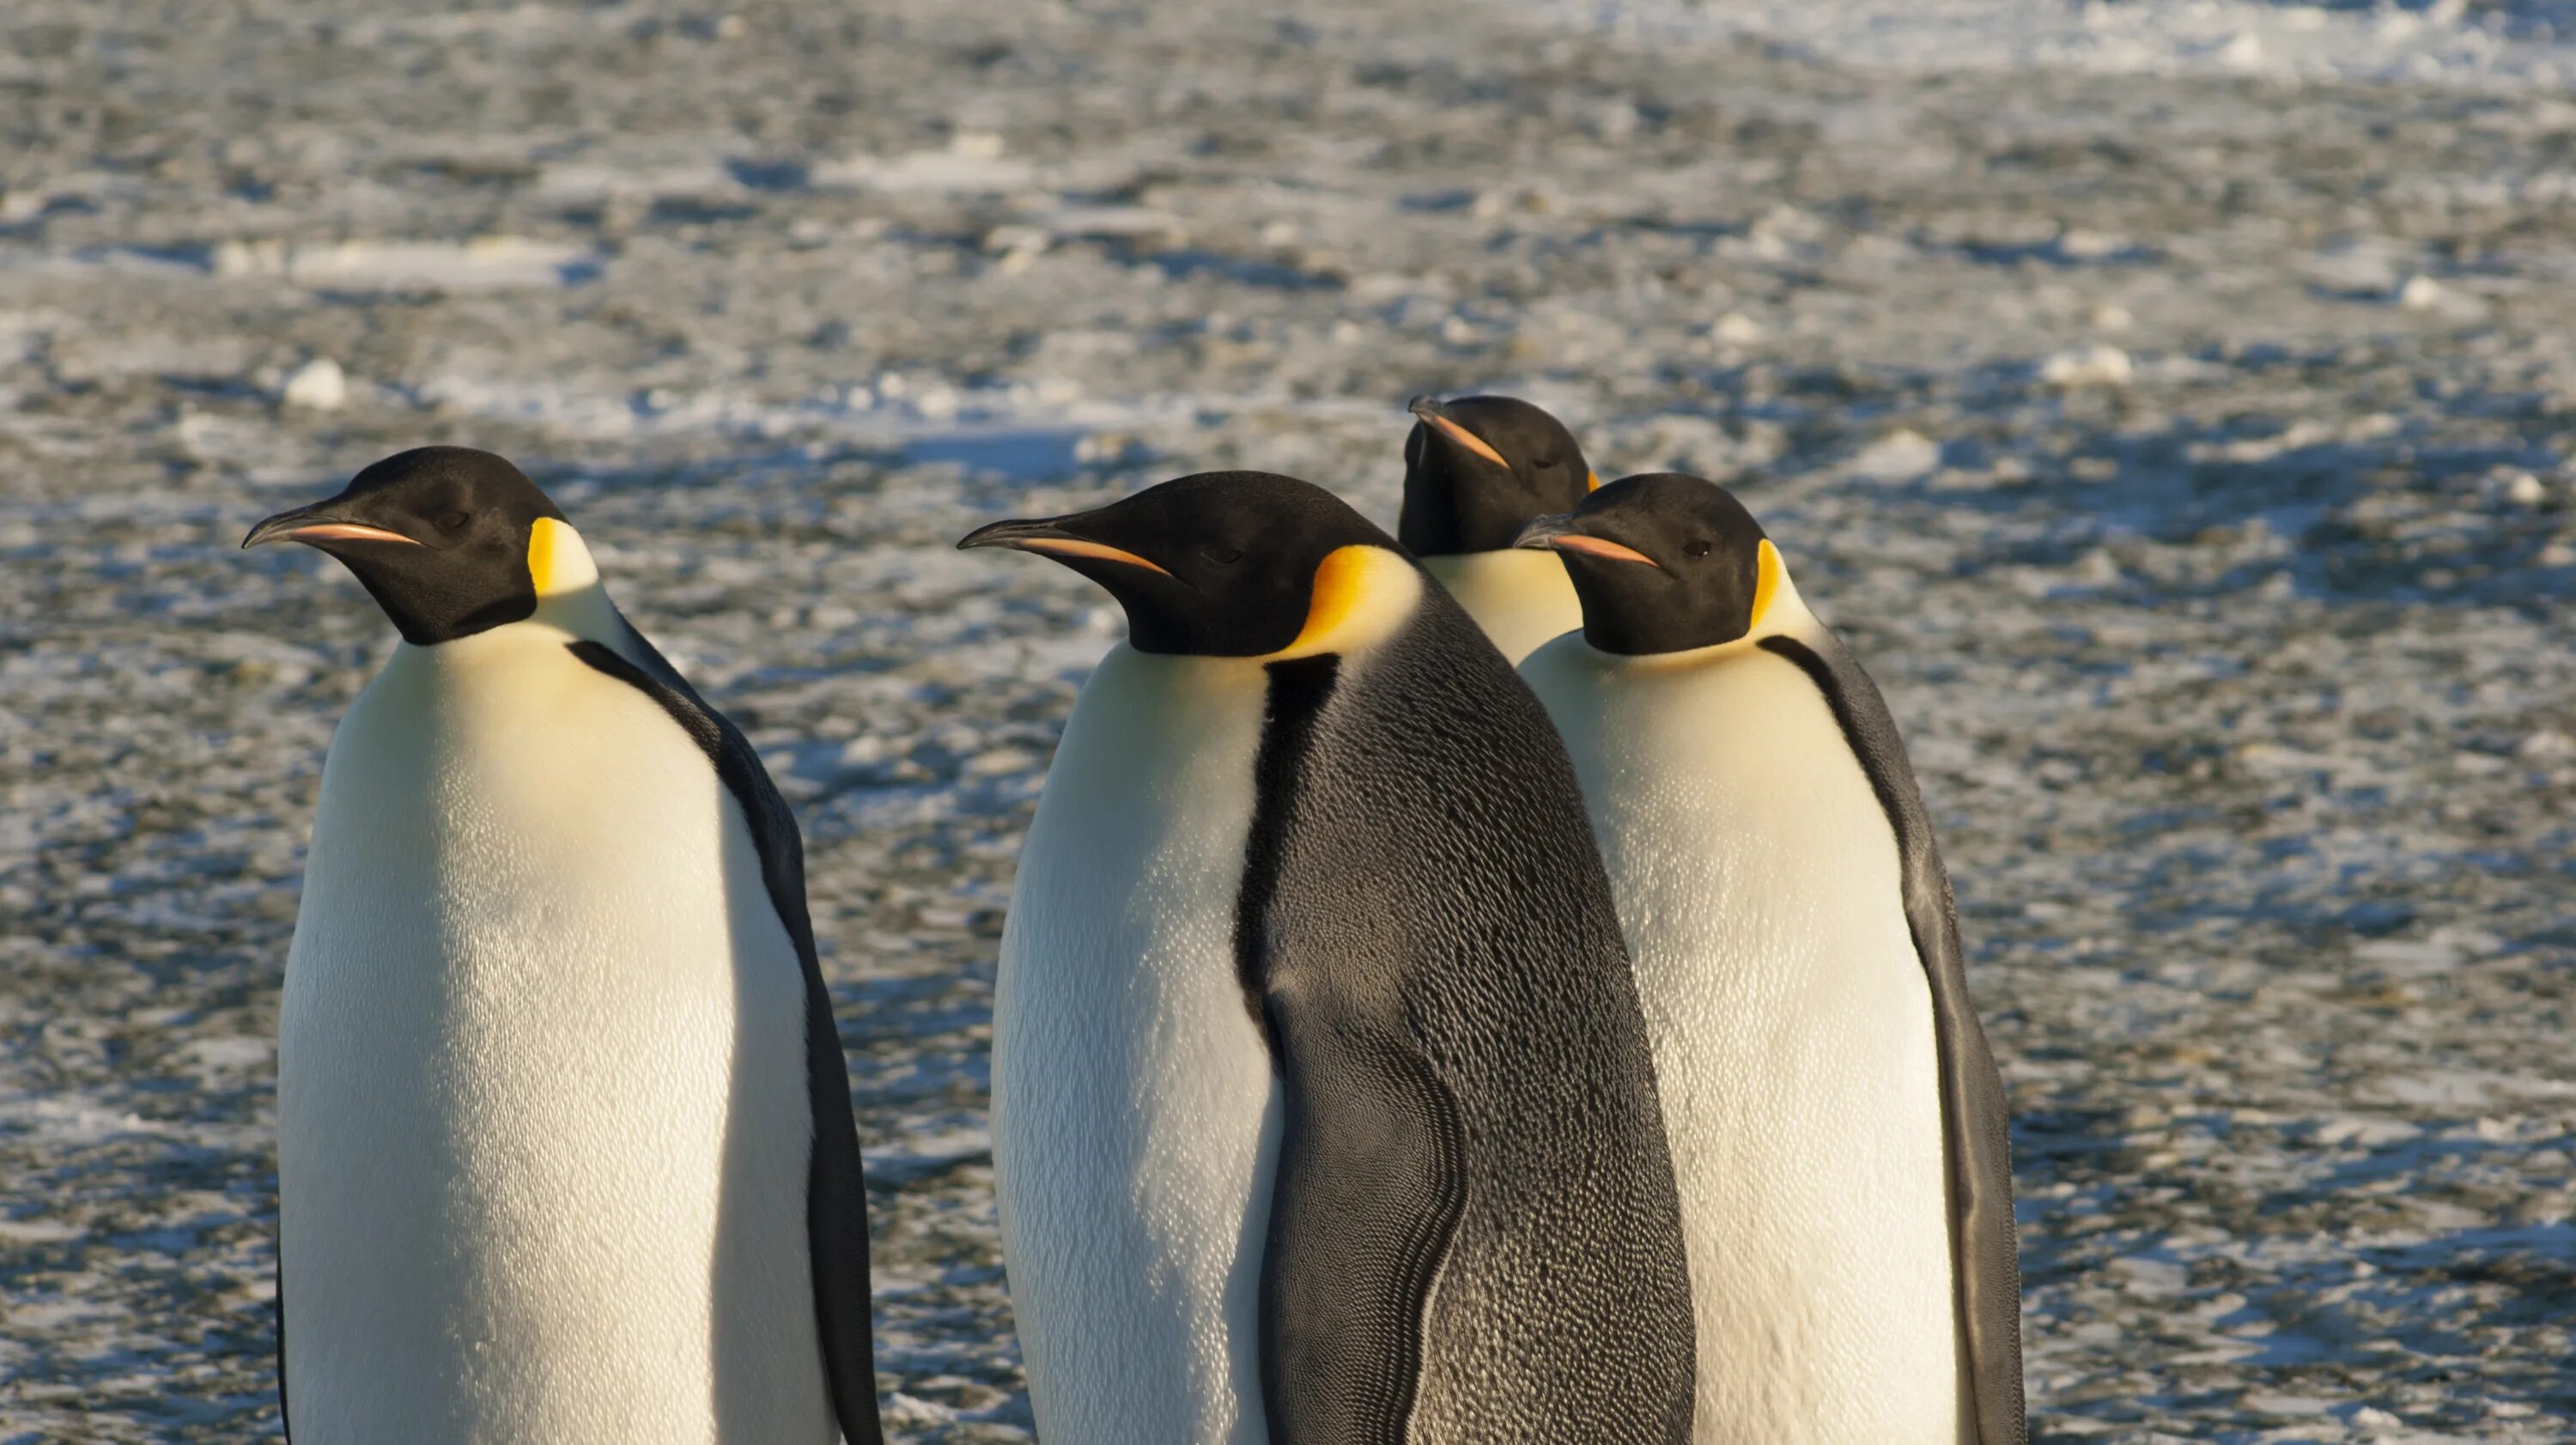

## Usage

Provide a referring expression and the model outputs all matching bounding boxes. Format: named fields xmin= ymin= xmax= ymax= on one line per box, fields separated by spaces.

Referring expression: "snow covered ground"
xmin=1540 ymin=0 xmax=2576 ymax=88
xmin=2 ymin=0 xmax=2571 ymax=1440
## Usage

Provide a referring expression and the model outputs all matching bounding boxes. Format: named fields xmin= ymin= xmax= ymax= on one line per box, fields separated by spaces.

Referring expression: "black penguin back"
xmin=1245 ymin=578 xmax=1697 ymax=1444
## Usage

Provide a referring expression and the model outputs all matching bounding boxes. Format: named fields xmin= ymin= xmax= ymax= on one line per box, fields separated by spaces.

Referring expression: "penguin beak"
xmin=1407 ymin=396 xmax=1510 ymax=471
xmin=1514 ymin=514 xmax=1660 ymax=568
xmin=956 ymin=517 xmax=1176 ymax=578
xmin=241 ymin=500 xmax=424 ymax=551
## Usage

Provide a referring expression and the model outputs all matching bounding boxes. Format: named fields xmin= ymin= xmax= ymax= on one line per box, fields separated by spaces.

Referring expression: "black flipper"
xmin=276 ymin=1233 xmax=289 ymax=1441
xmin=1761 ymin=634 xmax=2026 ymax=1445
xmin=1257 ymin=999 xmax=1470 ymax=1443
xmin=570 ymin=626 xmax=886 ymax=1445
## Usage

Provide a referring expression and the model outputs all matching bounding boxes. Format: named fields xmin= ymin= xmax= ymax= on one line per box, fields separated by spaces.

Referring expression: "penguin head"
xmin=243 ymin=446 xmax=588 ymax=646
xmin=959 ymin=471 xmax=1420 ymax=659
xmin=1398 ymin=394 xmax=1595 ymax=556
xmin=1514 ymin=472 xmax=1783 ymax=655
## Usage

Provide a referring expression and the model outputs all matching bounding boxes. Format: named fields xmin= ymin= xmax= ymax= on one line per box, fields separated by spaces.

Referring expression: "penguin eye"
xmin=435 ymin=510 xmax=472 ymax=532
xmin=1202 ymin=544 xmax=1243 ymax=566
xmin=1685 ymin=539 xmax=1713 ymax=558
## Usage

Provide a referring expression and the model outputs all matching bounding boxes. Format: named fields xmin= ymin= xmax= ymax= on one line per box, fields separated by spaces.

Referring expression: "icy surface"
xmin=2 ymin=0 xmax=2573 ymax=1441
xmin=1536 ymin=0 xmax=2576 ymax=88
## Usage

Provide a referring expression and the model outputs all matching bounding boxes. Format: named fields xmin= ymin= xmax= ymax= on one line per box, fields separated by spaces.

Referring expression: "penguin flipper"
xmin=566 ymin=630 xmax=887 ymax=1445
xmin=1759 ymin=634 xmax=2026 ymax=1445
xmin=793 ymin=968 xmax=886 ymax=1442
xmin=799 ymin=968 xmax=885 ymax=1445
xmin=275 ymin=1234 xmax=289 ymax=1440
xmin=1915 ymin=912 xmax=2027 ymax=1445
xmin=1258 ymin=1014 xmax=1468 ymax=1445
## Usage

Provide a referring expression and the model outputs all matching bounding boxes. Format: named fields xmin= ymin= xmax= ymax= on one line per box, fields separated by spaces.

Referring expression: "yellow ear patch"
xmin=1749 ymin=538 xmax=1783 ymax=630
xmin=1291 ymin=546 xmax=1374 ymax=650
xmin=1272 ymin=544 xmax=1423 ymax=660
xmin=1586 ymin=469 xmax=1601 ymax=491
xmin=526 ymin=517 xmax=598 ymax=598
xmin=527 ymin=516 xmax=564 ymax=594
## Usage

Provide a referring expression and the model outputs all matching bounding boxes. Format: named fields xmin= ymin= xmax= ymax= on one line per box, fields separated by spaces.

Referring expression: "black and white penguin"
xmin=1514 ymin=473 xmax=2024 ymax=1445
xmin=246 ymin=447 xmax=882 ymax=1445
xmin=960 ymin=471 xmax=1695 ymax=1445
xmin=1398 ymin=394 xmax=1597 ymax=663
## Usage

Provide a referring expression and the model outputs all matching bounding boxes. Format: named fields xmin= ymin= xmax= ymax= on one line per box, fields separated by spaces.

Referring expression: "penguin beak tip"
xmin=957 ymin=519 xmax=1037 ymax=552
xmin=240 ymin=514 xmax=301 ymax=551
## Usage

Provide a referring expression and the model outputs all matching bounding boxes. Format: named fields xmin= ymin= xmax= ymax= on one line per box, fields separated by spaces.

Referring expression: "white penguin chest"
xmin=277 ymin=627 xmax=829 ymax=1445
xmin=993 ymin=645 xmax=1282 ymax=1445
xmin=1421 ymin=549 xmax=1583 ymax=665
xmin=1527 ymin=634 xmax=1965 ymax=1445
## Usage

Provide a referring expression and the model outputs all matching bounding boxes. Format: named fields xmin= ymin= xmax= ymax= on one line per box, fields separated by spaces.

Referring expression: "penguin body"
xmin=1523 ymin=612 xmax=1968 ymax=1443
xmin=1518 ymin=476 xmax=2024 ymax=1445
xmin=253 ymin=449 xmax=881 ymax=1445
xmin=992 ymin=644 xmax=1278 ymax=1444
xmin=1399 ymin=395 xmax=1595 ymax=663
xmin=968 ymin=472 xmax=1696 ymax=1445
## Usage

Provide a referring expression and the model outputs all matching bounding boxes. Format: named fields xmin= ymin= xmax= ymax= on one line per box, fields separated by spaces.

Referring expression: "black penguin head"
xmin=1515 ymin=472 xmax=1781 ymax=655
xmin=242 ymin=446 xmax=571 ymax=646
xmin=1398 ymin=394 xmax=1595 ymax=556
xmin=958 ymin=471 xmax=1411 ymax=657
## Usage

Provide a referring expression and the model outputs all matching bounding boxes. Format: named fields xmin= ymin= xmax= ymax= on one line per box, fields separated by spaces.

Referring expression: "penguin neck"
xmin=1419 ymin=549 xmax=1583 ymax=665
xmin=1573 ymin=567 xmax=1821 ymax=672
xmin=1419 ymin=549 xmax=1578 ymax=604
xmin=375 ymin=523 xmax=630 ymax=680
xmin=526 ymin=580 xmax=626 ymax=647
xmin=379 ymin=587 xmax=624 ymax=680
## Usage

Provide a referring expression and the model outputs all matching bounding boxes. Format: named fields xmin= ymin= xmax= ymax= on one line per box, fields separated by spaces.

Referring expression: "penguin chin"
xmin=1091 ymin=577 xmax=1261 ymax=658
xmin=1454 ymin=488 xmax=1558 ymax=556
xmin=1401 ymin=460 xmax=1526 ymax=556
xmin=342 ymin=556 xmax=542 ymax=647
xmin=1558 ymin=561 xmax=1756 ymax=658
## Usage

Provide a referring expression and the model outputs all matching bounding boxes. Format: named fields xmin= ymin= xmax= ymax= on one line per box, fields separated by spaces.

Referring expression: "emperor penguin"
xmin=246 ymin=447 xmax=884 ymax=1445
xmin=959 ymin=471 xmax=1696 ymax=1445
xmin=1398 ymin=394 xmax=1597 ymax=664
xmin=1514 ymin=473 xmax=2025 ymax=1445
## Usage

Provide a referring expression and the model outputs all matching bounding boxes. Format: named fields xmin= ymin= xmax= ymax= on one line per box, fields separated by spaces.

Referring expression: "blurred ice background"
xmin=2 ymin=0 xmax=2571 ymax=1439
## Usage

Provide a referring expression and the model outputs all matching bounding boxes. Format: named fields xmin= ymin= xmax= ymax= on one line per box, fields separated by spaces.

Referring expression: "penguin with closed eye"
xmin=1516 ymin=472 xmax=2026 ymax=1445
xmin=961 ymin=471 xmax=1697 ymax=1445
xmin=1399 ymin=393 xmax=1598 ymax=663
xmin=248 ymin=446 xmax=884 ymax=1445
